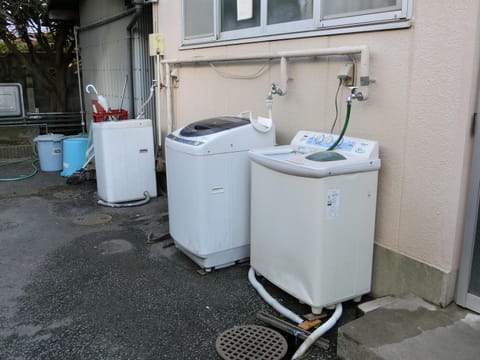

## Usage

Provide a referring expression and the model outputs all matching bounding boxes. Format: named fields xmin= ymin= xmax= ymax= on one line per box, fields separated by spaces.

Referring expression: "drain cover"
xmin=216 ymin=325 xmax=288 ymax=360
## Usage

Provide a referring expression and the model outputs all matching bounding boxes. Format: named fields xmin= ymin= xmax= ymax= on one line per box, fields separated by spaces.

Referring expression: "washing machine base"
xmin=175 ymin=242 xmax=250 ymax=271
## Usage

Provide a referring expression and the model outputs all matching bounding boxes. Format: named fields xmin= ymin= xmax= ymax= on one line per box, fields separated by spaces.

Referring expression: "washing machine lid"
xmin=166 ymin=116 xmax=275 ymax=156
xmin=179 ymin=116 xmax=249 ymax=137
xmin=305 ymin=151 xmax=346 ymax=162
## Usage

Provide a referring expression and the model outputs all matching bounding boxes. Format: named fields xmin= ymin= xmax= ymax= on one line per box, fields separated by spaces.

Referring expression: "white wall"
xmin=154 ymin=0 xmax=480 ymax=275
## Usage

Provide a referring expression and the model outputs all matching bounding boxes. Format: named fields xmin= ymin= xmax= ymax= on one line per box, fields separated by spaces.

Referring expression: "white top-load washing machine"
xmin=249 ymin=131 xmax=381 ymax=314
xmin=165 ymin=116 xmax=275 ymax=270
xmin=93 ymin=119 xmax=157 ymax=203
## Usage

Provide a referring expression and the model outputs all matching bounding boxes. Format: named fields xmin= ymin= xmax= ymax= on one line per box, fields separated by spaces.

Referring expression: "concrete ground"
xmin=337 ymin=294 xmax=480 ymax=360
xmin=0 ymin=161 xmax=360 ymax=359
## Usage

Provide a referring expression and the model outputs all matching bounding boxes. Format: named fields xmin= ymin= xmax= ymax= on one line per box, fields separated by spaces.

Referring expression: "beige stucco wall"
xmin=154 ymin=1 xmax=480 ymax=276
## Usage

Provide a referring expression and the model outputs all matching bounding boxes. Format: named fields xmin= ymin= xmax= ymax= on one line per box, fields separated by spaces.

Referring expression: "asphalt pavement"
xmin=0 ymin=163 xmax=355 ymax=359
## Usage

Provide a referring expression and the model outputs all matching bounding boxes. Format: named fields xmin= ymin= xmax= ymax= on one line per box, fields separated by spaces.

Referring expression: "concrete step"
xmin=337 ymin=295 xmax=480 ymax=360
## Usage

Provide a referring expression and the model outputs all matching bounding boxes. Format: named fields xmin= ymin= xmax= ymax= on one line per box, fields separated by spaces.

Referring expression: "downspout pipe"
xmin=127 ymin=3 xmax=145 ymax=117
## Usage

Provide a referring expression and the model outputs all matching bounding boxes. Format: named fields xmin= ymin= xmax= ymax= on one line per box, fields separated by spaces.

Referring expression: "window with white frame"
xmin=181 ymin=0 xmax=411 ymax=46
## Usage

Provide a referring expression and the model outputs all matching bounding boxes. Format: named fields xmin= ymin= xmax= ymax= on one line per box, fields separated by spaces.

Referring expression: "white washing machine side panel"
xmin=166 ymin=147 xmax=250 ymax=257
xmin=251 ymin=163 xmax=323 ymax=305
xmin=250 ymin=162 xmax=378 ymax=308
xmin=313 ymin=171 xmax=378 ymax=305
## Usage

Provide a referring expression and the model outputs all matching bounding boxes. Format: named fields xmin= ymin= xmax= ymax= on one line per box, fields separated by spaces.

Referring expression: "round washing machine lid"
xmin=179 ymin=116 xmax=249 ymax=137
xmin=305 ymin=151 xmax=346 ymax=162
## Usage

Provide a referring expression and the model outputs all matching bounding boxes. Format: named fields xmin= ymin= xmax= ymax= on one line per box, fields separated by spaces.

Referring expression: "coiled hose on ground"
xmin=0 ymin=158 xmax=39 ymax=182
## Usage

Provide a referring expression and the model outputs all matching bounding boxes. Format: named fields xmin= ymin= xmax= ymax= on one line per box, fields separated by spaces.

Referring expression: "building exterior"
xmin=52 ymin=0 xmax=480 ymax=310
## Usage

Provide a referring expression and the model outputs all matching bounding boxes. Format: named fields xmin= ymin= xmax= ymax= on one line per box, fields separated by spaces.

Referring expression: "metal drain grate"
xmin=216 ymin=325 xmax=288 ymax=360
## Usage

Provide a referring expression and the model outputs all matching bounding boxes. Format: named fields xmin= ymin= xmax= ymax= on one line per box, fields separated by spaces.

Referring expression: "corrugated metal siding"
xmin=78 ymin=1 xmax=155 ymax=124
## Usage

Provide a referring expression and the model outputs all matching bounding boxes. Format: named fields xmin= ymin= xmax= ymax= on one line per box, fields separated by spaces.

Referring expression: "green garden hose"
xmin=328 ymin=101 xmax=351 ymax=151
xmin=0 ymin=158 xmax=39 ymax=182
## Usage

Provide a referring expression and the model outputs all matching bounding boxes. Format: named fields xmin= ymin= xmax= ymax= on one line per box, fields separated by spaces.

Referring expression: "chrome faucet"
xmin=267 ymin=82 xmax=285 ymax=101
xmin=347 ymin=86 xmax=364 ymax=104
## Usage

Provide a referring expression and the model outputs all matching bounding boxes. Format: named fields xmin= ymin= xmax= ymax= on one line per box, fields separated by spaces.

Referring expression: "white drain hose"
xmin=97 ymin=191 xmax=151 ymax=208
xmin=248 ymin=267 xmax=343 ymax=359
xmin=248 ymin=268 xmax=303 ymax=324
xmin=291 ymin=303 xmax=343 ymax=360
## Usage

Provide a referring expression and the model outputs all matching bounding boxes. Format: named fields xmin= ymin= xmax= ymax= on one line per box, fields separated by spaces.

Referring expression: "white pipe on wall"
xmin=280 ymin=56 xmax=288 ymax=95
xmin=152 ymin=7 xmax=162 ymax=152
xmin=165 ymin=62 xmax=173 ymax=135
xmin=160 ymin=45 xmax=370 ymax=134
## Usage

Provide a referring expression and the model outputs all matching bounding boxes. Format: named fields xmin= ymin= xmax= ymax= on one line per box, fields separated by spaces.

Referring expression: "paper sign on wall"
xmin=237 ymin=0 xmax=253 ymax=21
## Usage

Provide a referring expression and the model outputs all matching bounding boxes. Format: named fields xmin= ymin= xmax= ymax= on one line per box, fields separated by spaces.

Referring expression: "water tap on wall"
xmin=267 ymin=82 xmax=285 ymax=101
xmin=347 ymin=86 xmax=364 ymax=104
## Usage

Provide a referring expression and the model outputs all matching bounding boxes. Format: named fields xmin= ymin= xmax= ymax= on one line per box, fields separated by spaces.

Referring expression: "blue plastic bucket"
xmin=61 ymin=136 xmax=88 ymax=177
xmin=34 ymin=134 xmax=64 ymax=172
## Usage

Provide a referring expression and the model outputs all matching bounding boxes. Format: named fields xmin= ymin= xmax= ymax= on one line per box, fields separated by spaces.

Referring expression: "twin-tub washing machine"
xmin=165 ymin=116 xmax=275 ymax=270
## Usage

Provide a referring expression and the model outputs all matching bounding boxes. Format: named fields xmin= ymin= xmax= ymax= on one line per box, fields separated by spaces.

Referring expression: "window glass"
xmin=182 ymin=0 xmax=410 ymax=45
xmin=221 ymin=0 xmax=261 ymax=32
xmin=322 ymin=0 xmax=401 ymax=18
xmin=267 ymin=0 xmax=314 ymax=25
xmin=184 ymin=0 xmax=215 ymax=38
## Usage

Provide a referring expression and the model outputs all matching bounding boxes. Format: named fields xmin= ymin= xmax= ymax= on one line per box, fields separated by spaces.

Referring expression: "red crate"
xmin=93 ymin=109 xmax=128 ymax=123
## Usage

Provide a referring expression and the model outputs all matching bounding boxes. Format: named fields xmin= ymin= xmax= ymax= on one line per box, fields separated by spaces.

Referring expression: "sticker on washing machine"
xmin=326 ymin=189 xmax=340 ymax=219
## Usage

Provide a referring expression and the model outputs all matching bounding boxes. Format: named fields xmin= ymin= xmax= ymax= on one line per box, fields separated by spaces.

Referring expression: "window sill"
xmin=180 ymin=19 xmax=412 ymax=50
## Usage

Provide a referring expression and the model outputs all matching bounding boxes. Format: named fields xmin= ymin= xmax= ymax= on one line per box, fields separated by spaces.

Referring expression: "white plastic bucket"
xmin=34 ymin=134 xmax=64 ymax=172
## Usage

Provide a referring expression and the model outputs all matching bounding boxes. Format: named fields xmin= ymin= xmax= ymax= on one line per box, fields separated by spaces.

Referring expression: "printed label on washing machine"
xmin=326 ymin=189 xmax=340 ymax=219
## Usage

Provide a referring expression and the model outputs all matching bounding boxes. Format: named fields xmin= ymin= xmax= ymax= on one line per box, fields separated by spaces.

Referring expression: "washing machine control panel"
xmin=167 ymin=133 xmax=204 ymax=146
xmin=291 ymin=130 xmax=378 ymax=158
